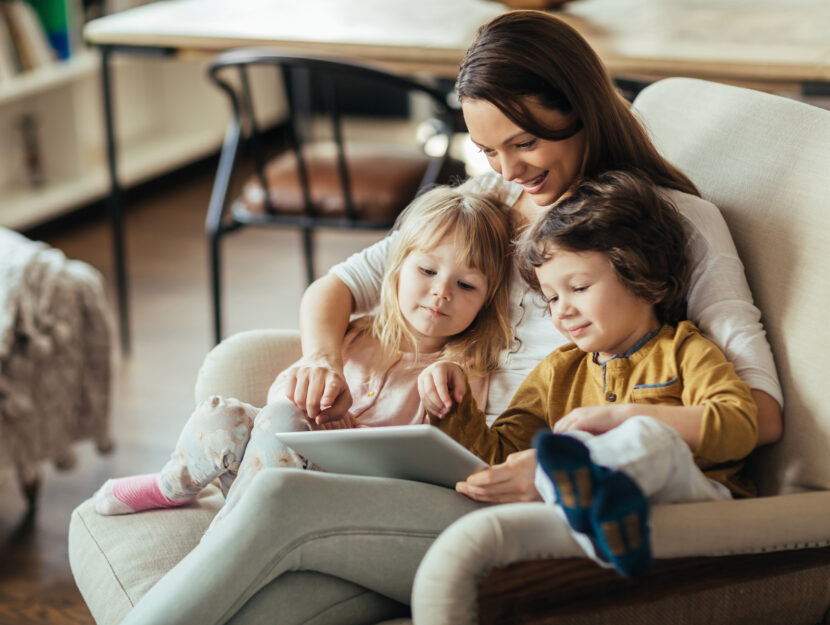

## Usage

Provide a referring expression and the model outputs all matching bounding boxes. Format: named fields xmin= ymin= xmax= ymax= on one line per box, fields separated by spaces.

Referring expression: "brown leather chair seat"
xmin=238 ymin=142 xmax=431 ymax=223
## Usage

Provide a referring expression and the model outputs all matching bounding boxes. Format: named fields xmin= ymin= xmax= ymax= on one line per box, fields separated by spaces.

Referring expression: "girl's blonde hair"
xmin=356 ymin=186 xmax=512 ymax=377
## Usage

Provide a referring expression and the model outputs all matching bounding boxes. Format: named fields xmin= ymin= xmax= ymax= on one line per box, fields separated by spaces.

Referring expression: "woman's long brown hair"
xmin=456 ymin=10 xmax=698 ymax=197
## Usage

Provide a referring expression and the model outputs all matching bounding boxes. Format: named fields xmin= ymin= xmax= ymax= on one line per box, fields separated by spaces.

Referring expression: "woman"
xmin=120 ymin=11 xmax=782 ymax=625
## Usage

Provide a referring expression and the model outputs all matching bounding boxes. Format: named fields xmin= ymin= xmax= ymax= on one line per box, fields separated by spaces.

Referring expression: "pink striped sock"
xmin=95 ymin=473 xmax=195 ymax=515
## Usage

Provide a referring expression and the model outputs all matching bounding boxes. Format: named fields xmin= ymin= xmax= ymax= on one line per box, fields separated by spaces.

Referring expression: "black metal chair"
xmin=205 ymin=48 xmax=465 ymax=343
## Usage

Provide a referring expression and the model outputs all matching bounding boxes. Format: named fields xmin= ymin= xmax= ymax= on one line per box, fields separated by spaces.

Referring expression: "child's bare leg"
xmin=95 ymin=396 xmax=259 ymax=515
xmin=206 ymin=400 xmax=312 ymax=530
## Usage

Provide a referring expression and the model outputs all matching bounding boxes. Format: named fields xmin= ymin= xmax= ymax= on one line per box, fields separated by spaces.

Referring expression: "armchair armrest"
xmin=412 ymin=493 xmax=830 ymax=625
xmin=195 ymin=329 xmax=301 ymax=406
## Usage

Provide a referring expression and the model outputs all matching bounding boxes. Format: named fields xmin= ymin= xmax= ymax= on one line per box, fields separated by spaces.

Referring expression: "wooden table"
xmin=84 ymin=0 xmax=830 ymax=352
xmin=556 ymin=0 xmax=830 ymax=94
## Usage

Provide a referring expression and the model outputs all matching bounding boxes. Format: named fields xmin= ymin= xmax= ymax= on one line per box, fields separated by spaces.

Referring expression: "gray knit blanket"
xmin=0 ymin=227 xmax=114 ymax=489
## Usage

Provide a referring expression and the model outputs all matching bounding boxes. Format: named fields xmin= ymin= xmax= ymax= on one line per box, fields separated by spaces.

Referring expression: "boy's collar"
xmin=592 ymin=326 xmax=664 ymax=366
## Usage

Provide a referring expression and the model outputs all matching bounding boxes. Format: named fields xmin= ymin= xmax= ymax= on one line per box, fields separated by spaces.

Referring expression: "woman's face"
xmin=463 ymin=97 xmax=587 ymax=207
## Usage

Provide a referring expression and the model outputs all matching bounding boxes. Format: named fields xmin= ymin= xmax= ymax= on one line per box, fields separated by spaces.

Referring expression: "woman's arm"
xmin=752 ymin=389 xmax=782 ymax=446
xmin=288 ymin=274 xmax=354 ymax=423
xmin=671 ymin=191 xmax=783 ymax=446
xmin=285 ymin=235 xmax=392 ymax=423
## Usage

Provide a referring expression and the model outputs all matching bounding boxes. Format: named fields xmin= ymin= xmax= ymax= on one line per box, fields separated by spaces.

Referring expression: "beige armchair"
xmin=69 ymin=78 xmax=830 ymax=624
xmin=413 ymin=78 xmax=830 ymax=624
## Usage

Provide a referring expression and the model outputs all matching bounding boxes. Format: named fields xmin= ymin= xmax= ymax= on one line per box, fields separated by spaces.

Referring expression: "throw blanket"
xmin=0 ymin=227 xmax=113 ymax=488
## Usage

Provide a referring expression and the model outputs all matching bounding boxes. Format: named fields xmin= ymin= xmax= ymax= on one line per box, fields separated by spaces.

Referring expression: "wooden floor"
xmin=0 ymin=161 xmax=383 ymax=624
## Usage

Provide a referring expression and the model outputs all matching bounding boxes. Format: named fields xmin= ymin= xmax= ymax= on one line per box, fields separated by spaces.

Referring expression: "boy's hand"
xmin=553 ymin=404 xmax=635 ymax=434
xmin=455 ymin=449 xmax=541 ymax=503
xmin=283 ymin=357 xmax=353 ymax=425
xmin=418 ymin=361 xmax=467 ymax=418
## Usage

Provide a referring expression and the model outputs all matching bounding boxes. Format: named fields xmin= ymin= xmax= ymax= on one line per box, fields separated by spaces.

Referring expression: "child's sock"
xmin=95 ymin=473 xmax=195 ymax=515
xmin=590 ymin=469 xmax=651 ymax=578
xmin=534 ymin=431 xmax=607 ymax=532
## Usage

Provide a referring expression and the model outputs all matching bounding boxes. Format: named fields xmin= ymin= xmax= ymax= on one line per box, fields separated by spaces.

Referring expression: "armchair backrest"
xmin=632 ymin=78 xmax=830 ymax=496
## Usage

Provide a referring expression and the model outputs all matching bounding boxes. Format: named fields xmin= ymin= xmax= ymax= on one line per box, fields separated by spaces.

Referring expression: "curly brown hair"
xmin=518 ymin=170 xmax=690 ymax=325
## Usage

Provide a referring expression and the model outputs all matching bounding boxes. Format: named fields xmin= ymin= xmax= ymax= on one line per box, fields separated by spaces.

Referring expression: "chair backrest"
xmin=207 ymin=48 xmax=458 ymax=222
xmin=632 ymin=78 xmax=830 ymax=496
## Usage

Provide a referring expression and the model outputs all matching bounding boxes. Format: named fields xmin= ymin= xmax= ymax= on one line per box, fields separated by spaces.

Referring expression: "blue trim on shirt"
xmin=593 ymin=328 xmax=662 ymax=394
xmin=634 ymin=376 xmax=678 ymax=390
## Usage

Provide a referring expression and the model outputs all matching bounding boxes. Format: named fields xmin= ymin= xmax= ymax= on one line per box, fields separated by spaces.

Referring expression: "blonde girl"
xmin=94 ymin=186 xmax=512 ymax=528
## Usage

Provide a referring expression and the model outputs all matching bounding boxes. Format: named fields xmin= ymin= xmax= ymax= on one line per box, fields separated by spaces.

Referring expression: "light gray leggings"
xmin=120 ymin=469 xmax=486 ymax=625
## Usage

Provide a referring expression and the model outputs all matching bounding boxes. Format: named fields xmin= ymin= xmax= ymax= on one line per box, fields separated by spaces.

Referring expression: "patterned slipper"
xmin=590 ymin=469 xmax=652 ymax=578
xmin=533 ymin=431 xmax=606 ymax=533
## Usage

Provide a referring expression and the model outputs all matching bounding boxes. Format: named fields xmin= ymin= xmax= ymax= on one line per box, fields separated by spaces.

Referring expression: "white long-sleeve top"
xmin=331 ymin=172 xmax=782 ymax=424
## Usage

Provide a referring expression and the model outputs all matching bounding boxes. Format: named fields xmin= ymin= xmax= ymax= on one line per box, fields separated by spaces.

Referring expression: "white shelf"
xmin=0 ymin=50 xmax=246 ymax=231
xmin=0 ymin=175 xmax=109 ymax=230
xmin=2 ymin=125 xmax=225 ymax=231
xmin=0 ymin=52 xmax=99 ymax=105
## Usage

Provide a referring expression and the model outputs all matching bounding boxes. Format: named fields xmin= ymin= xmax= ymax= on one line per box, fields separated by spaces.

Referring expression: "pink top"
xmin=268 ymin=327 xmax=489 ymax=428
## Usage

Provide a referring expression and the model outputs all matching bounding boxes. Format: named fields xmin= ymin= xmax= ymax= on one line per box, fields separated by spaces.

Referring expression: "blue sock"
xmin=590 ymin=469 xmax=652 ymax=578
xmin=534 ymin=431 xmax=608 ymax=533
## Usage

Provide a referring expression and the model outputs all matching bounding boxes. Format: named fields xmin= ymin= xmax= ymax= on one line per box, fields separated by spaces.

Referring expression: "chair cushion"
xmin=68 ymin=485 xmax=222 ymax=625
xmin=240 ymin=142 xmax=430 ymax=223
xmin=69 ymin=483 xmax=414 ymax=625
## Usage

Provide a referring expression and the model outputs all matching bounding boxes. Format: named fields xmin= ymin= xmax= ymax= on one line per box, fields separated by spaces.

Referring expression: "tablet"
xmin=274 ymin=424 xmax=488 ymax=488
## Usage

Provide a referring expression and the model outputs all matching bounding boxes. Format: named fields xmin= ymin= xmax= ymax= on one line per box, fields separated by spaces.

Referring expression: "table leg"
xmin=100 ymin=45 xmax=131 ymax=355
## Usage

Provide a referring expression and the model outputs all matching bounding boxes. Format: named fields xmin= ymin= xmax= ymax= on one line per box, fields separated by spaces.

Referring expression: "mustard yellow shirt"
xmin=432 ymin=321 xmax=759 ymax=496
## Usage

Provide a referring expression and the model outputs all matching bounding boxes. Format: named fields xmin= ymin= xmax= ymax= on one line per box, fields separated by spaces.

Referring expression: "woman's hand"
xmin=418 ymin=361 xmax=467 ymax=418
xmin=283 ymin=357 xmax=353 ymax=425
xmin=455 ymin=449 xmax=542 ymax=503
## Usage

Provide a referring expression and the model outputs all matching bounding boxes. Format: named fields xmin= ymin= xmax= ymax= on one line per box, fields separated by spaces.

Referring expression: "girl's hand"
xmin=318 ymin=412 xmax=358 ymax=430
xmin=553 ymin=404 xmax=635 ymax=434
xmin=455 ymin=449 xmax=542 ymax=503
xmin=418 ymin=361 xmax=467 ymax=418
xmin=283 ymin=357 xmax=353 ymax=425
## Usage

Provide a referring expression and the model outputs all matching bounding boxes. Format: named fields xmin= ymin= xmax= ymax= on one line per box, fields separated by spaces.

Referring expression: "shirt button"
xmin=367 ymin=390 xmax=375 ymax=398
xmin=606 ymin=393 xmax=617 ymax=402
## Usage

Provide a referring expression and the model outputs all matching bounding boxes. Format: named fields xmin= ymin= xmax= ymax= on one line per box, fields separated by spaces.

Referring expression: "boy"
xmin=426 ymin=170 xmax=758 ymax=577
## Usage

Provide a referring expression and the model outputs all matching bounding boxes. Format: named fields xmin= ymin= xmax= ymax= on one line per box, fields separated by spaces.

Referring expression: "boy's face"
xmin=397 ymin=237 xmax=489 ymax=353
xmin=534 ymin=248 xmax=659 ymax=361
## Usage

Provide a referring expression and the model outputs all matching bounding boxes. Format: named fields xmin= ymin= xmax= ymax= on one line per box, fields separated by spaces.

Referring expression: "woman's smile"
xmin=518 ymin=171 xmax=549 ymax=194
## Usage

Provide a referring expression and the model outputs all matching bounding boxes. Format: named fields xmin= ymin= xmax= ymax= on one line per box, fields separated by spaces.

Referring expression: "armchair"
xmin=68 ymin=78 xmax=830 ymax=624
xmin=413 ymin=77 xmax=830 ymax=624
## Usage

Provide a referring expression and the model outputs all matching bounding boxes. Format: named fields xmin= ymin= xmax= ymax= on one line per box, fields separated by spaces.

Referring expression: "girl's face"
xmin=397 ymin=237 xmax=489 ymax=352
xmin=463 ymin=97 xmax=586 ymax=208
xmin=534 ymin=247 xmax=658 ymax=361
